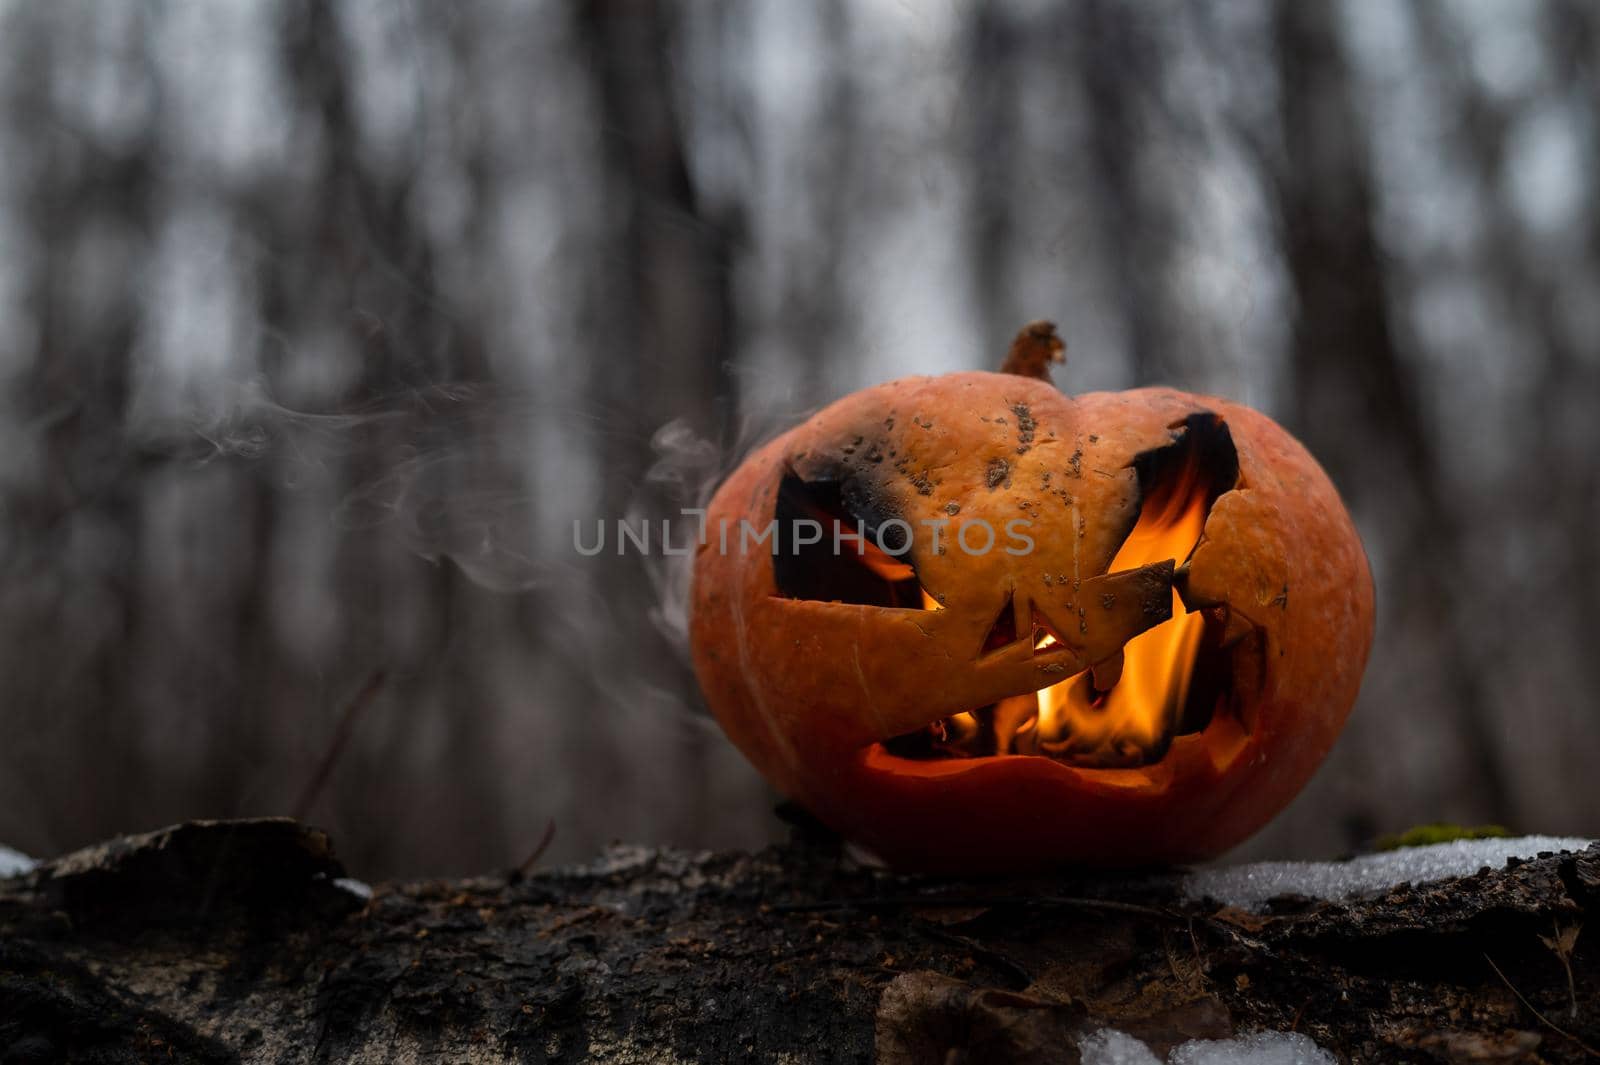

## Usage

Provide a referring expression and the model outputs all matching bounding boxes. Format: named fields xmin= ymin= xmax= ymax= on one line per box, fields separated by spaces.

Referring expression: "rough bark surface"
xmin=0 ymin=819 xmax=1595 ymax=1063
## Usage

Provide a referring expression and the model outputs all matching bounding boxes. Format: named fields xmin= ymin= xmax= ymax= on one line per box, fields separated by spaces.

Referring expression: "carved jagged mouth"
xmin=773 ymin=412 xmax=1261 ymax=772
xmin=881 ymin=603 xmax=1257 ymax=769
xmin=887 ymin=413 xmax=1254 ymax=770
xmin=889 ymin=409 xmax=1248 ymax=767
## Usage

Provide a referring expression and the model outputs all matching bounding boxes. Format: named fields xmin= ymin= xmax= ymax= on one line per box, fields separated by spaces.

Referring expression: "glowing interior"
xmin=1034 ymin=458 xmax=1209 ymax=765
xmin=773 ymin=415 xmax=1249 ymax=773
xmin=908 ymin=479 xmax=1211 ymax=768
xmin=882 ymin=417 xmax=1247 ymax=771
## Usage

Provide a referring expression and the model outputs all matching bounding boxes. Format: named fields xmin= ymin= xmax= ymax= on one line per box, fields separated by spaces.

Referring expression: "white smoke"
xmin=633 ymin=418 xmax=727 ymax=655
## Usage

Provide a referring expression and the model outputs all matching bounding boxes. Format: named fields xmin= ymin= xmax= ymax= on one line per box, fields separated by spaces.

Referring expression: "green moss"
xmin=1375 ymin=823 xmax=1512 ymax=851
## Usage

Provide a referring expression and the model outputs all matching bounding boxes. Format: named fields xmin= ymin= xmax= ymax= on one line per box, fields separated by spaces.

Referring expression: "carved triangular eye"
xmin=772 ymin=474 xmax=935 ymax=609
xmin=980 ymin=592 xmax=1018 ymax=654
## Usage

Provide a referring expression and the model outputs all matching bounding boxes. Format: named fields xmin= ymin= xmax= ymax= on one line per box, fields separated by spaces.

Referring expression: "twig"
xmin=1483 ymin=952 xmax=1600 ymax=1058
xmin=510 ymin=818 xmax=558 ymax=884
xmin=291 ymin=671 xmax=387 ymax=822
xmin=1187 ymin=917 xmax=1207 ymax=977
xmin=1540 ymin=920 xmax=1582 ymax=1021
xmin=913 ymin=923 xmax=1032 ymax=989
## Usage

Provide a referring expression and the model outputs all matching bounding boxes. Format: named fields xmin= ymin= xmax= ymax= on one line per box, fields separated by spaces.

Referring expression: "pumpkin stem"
xmin=999 ymin=320 xmax=1066 ymax=382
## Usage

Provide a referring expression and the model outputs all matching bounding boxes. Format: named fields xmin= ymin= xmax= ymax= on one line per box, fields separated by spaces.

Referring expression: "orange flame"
xmin=1034 ymin=473 xmax=1210 ymax=765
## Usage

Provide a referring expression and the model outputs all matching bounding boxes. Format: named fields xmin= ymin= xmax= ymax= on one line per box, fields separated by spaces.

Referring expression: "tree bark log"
xmin=1 ymin=819 xmax=1595 ymax=1063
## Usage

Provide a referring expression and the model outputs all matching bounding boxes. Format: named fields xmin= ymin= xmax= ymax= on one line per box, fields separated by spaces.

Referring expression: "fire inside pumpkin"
xmin=780 ymin=412 xmax=1244 ymax=773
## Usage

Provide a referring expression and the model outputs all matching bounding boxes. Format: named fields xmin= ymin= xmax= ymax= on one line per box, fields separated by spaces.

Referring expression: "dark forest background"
xmin=1 ymin=1 xmax=1596 ymax=879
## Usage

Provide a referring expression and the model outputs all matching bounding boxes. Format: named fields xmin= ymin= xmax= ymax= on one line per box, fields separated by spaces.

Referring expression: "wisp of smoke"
xmin=171 ymin=375 xmax=814 ymax=708
xmin=631 ymin=393 xmax=825 ymax=665
xmin=167 ymin=376 xmax=559 ymax=594
xmin=634 ymin=418 xmax=726 ymax=653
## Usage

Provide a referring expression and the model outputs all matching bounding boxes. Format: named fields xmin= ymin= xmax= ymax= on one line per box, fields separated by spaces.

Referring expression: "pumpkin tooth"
xmin=1172 ymin=561 xmax=1192 ymax=597
xmin=1091 ymin=652 xmax=1125 ymax=694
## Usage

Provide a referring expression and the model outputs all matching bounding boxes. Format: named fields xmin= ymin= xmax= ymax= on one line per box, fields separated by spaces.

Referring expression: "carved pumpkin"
xmin=689 ymin=324 xmax=1374 ymax=870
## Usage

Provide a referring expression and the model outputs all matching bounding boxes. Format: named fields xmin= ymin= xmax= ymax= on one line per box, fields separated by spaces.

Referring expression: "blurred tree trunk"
xmin=965 ymin=3 xmax=1022 ymax=352
xmin=578 ymin=0 xmax=741 ymax=845
xmin=267 ymin=0 xmax=513 ymax=873
xmin=1539 ymin=1 xmax=1600 ymax=732
xmin=0 ymin=5 xmax=155 ymax=847
xmin=1271 ymin=0 xmax=1513 ymax=823
xmin=1407 ymin=0 xmax=1600 ymax=826
xmin=1077 ymin=0 xmax=1177 ymax=384
xmin=580 ymin=0 xmax=737 ymax=452
xmin=787 ymin=0 xmax=854 ymax=409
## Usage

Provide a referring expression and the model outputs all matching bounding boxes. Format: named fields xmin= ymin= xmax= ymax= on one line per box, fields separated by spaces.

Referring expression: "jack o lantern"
xmin=689 ymin=323 xmax=1373 ymax=871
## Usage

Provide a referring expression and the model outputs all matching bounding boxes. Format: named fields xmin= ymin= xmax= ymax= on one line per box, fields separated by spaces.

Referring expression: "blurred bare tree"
xmin=0 ymin=0 xmax=1594 ymax=877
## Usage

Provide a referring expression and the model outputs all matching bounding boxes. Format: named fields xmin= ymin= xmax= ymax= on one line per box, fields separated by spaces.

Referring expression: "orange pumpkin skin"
xmin=690 ymin=371 xmax=1374 ymax=871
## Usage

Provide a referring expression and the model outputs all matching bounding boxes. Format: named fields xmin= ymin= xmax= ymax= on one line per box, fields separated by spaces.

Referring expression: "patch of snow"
xmin=1169 ymin=1032 xmax=1335 ymax=1064
xmin=333 ymin=877 xmax=373 ymax=900
xmin=1079 ymin=1029 xmax=1162 ymax=1065
xmin=1186 ymin=836 xmax=1593 ymax=911
xmin=580 ymin=844 xmax=661 ymax=877
xmin=0 ymin=844 xmax=35 ymax=878
xmin=1079 ymin=1029 xmax=1335 ymax=1065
